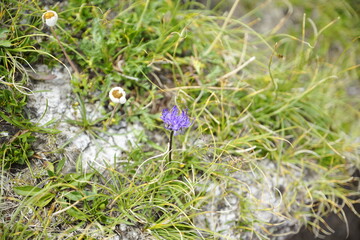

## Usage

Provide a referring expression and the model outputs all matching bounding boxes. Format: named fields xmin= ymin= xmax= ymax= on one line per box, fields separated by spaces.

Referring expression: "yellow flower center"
xmin=44 ymin=11 xmax=55 ymax=19
xmin=112 ymin=89 xmax=123 ymax=99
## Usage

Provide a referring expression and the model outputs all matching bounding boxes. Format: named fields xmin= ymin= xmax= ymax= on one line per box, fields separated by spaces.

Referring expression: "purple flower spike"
xmin=161 ymin=106 xmax=191 ymax=134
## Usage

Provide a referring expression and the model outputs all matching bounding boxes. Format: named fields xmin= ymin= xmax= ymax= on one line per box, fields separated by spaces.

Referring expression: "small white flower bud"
xmin=42 ymin=10 xmax=58 ymax=27
xmin=109 ymin=87 xmax=126 ymax=104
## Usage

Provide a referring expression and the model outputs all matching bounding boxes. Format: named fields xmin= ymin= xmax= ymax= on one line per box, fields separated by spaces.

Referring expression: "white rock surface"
xmin=27 ymin=65 xmax=142 ymax=172
xmin=195 ymin=159 xmax=304 ymax=240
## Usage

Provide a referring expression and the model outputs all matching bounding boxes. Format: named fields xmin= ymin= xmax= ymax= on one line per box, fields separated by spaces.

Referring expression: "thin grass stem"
xmin=105 ymin=103 xmax=121 ymax=128
xmin=50 ymin=27 xmax=80 ymax=77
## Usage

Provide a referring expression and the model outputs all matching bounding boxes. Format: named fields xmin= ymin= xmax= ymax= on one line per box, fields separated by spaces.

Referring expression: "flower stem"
xmin=169 ymin=130 xmax=174 ymax=162
xmin=105 ymin=103 xmax=120 ymax=128
xmin=50 ymin=27 xmax=80 ymax=77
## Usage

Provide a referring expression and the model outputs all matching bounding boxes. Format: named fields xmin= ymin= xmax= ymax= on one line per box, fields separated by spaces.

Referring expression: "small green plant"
xmin=0 ymin=87 xmax=34 ymax=168
xmin=0 ymin=131 xmax=35 ymax=169
xmin=0 ymin=0 xmax=63 ymax=169
xmin=65 ymin=93 xmax=107 ymax=134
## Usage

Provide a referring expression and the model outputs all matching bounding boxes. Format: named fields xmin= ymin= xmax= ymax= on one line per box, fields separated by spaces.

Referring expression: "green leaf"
xmin=13 ymin=186 xmax=42 ymax=196
xmin=70 ymin=173 xmax=94 ymax=187
xmin=14 ymin=186 xmax=54 ymax=207
xmin=56 ymin=158 xmax=66 ymax=174
xmin=35 ymin=192 xmax=55 ymax=207
xmin=63 ymin=191 xmax=83 ymax=201
xmin=0 ymin=112 xmax=26 ymax=128
xmin=0 ymin=40 xmax=11 ymax=47
xmin=66 ymin=207 xmax=88 ymax=221
xmin=44 ymin=161 xmax=55 ymax=173
xmin=0 ymin=28 xmax=9 ymax=39
xmin=63 ymin=172 xmax=81 ymax=182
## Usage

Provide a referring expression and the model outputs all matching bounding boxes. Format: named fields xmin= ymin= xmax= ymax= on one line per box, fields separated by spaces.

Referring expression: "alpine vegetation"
xmin=1 ymin=0 xmax=359 ymax=239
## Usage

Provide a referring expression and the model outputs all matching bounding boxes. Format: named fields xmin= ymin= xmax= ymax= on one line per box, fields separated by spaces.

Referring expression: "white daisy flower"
xmin=42 ymin=10 xmax=58 ymax=27
xmin=109 ymin=87 xmax=126 ymax=104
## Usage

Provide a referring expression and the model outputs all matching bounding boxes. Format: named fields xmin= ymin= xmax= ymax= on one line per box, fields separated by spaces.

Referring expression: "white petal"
xmin=119 ymin=96 xmax=127 ymax=104
xmin=42 ymin=10 xmax=58 ymax=27
xmin=109 ymin=87 xmax=127 ymax=104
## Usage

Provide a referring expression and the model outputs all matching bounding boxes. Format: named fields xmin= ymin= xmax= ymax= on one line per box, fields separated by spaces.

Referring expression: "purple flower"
xmin=161 ymin=106 xmax=191 ymax=134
